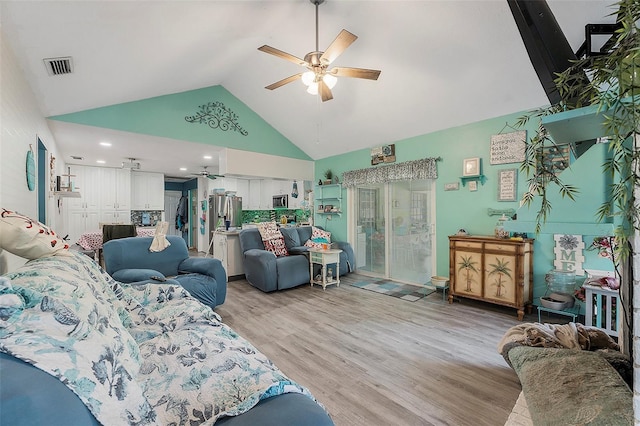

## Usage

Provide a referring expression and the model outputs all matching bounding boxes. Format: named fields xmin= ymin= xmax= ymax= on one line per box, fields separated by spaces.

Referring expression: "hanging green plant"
xmin=514 ymin=0 xmax=639 ymax=261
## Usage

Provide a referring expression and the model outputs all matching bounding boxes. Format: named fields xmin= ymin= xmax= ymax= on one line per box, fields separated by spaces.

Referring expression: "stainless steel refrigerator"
xmin=209 ymin=193 xmax=243 ymax=233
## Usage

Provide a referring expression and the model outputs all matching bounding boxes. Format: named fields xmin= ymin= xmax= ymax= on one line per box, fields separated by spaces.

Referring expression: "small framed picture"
xmin=318 ymin=204 xmax=324 ymax=212
xmin=324 ymin=204 xmax=333 ymax=213
xmin=468 ymin=181 xmax=478 ymax=191
xmin=463 ymin=157 xmax=481 ymax=177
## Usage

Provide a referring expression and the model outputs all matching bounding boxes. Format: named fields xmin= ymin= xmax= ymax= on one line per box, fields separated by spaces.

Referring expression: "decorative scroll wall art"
xmin=342 ymin=157 xmax=439 ymax=187
xmin=185 ymin=101 xmax=248 ymax=136
xmin=490 ymin=131 xmax=526 ymax=165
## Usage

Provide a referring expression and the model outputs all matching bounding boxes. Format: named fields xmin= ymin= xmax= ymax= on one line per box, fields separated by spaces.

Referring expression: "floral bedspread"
xmin=0 ymin=251 xmax=315 ymax=425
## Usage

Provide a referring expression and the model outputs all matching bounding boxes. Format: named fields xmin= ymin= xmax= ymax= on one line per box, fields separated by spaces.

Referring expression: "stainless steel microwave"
xmin=273 ymin=194 xmax=288 ymax=208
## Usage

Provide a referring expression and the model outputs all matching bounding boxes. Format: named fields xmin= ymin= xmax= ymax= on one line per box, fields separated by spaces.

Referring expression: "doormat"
xmin=350 ymin=279 xmax=435 ymax=302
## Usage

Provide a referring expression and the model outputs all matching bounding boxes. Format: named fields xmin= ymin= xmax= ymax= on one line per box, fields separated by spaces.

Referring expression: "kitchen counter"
xmin=212 ymin=229 xmax=241 ymax=236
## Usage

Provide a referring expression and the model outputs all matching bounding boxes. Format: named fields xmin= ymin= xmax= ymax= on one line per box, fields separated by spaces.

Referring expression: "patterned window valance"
xmin=341 ymin=157 xmax=439 ymax=187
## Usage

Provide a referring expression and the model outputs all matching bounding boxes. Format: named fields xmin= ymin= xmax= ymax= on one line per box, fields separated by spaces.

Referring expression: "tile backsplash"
xmin=131 ymin=210 xmax=162 ymax=226
xmin=242 ymin=209 xmax=310 ymax=224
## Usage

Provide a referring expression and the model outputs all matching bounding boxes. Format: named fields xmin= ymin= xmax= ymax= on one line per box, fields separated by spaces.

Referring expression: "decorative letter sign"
xmin=490 ymin=131 xmax=526 ymax=165
xmin=553 ymin=234 xmax=584 ymax=275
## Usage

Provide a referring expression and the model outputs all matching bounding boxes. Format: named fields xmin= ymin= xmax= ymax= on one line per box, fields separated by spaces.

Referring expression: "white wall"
xmin=0 ymin=30 xmax=64 ymax=271
xmin=219 ymin=148 xmax=314 ymax=181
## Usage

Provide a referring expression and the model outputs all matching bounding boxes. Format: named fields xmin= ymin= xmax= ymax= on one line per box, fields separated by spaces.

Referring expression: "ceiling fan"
xmin=188 ymin=167 xmax=223 ymax=180
xmin=258 ymin=0 xmax=381 ymax=102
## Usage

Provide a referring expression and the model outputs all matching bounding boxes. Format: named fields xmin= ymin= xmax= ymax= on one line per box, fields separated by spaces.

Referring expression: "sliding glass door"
xmin=355 ymin=185 xmax=386 ymax=276
xmin=389 ymin=180 xmax=434 ymax=284
xmin=353 ymin=179 xmax=435 ymax=285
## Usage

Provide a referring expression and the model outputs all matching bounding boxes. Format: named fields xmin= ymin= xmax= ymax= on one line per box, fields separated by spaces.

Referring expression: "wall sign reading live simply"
xmin=498 ymin=169 xmax=517 ymax=201
xmin=490 ymin=131 xmax=526 ymax=165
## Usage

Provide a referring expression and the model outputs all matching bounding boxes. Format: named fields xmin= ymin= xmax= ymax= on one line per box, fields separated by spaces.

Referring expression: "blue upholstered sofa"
xmin=238 ymin=226 xmax=355 ymax=292
xmin=102 ymin=235 xmax=226 ymax=309
xmin=0 ymin=249 xmax=333 ymax=425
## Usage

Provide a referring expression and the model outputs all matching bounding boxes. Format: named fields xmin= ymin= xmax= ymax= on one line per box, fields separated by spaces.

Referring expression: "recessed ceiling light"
xmin=203 ymin=155 xmax=212 ymax=160
xmin=99 ymin=142 xmax=112 ymax=147
xmin=96 ymin=160 xmax=106 ymax=164
xmin=180 ymin=167 xmax=187 ymax=171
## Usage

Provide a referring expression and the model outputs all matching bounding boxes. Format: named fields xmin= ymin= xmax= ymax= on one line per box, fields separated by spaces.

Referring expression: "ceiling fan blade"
xmin=258 ymin=45 xmax=308 ymax=67
xmin=265 ymin=73 xmax=303 ymax=90
xmin=331 ymin=67 xmax=381 ymax=80
xmin=319 ymin=79 xmax=333 ymax=102
xmin=320 ymin=29 xmax=357 ymax=65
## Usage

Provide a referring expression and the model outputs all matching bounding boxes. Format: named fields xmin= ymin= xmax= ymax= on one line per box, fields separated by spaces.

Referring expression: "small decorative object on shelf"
xmin=322 ymin=169 xmax=333 ymax=185
xmin=494 ymin=214 xmax=510 ymax=238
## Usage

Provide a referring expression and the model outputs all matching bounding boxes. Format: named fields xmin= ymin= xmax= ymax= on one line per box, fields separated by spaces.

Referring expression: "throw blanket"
xmin=497 ymin=322 xmax=620 ymax=365
xmin=0 ymin=251 xmax=315 ymax=425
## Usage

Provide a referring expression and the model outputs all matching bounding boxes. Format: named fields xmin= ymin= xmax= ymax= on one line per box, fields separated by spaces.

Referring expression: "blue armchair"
xmin=102 ymin=235 xmax=226 ymax=309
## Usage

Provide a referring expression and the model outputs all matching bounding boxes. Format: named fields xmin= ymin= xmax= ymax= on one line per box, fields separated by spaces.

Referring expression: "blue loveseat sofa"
xmin=238 ymin=226 xmax=355 ymax=293
xmin=102 ymin=235 xmax=226 ymax=309
xmin=0 ymin=250 xmax=333 ymax=426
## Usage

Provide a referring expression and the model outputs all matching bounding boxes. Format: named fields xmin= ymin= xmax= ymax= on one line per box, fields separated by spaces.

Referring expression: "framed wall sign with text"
xmin=498 ymin=169 xmax=518 ymax=201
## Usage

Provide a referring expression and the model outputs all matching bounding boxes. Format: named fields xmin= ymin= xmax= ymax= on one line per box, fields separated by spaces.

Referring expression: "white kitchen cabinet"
xmin=247 ymin=179 xmax=262 ymax=209
xmin=272 ymin=180 xmax=289 ymax=195
xmin=235 ymin=179 xmax=249 ymax=205
xmin=246 ymin=180 xmax=257 ymax=209
xmin=66 ymin=165 xmax=101 ymax=211
xmin=259 ymin=180 xmax=272 ymax=209
xmin=212 ymin=232 xmax=244 ymax=278
xmin=66 ymin=209 xmax=100 ymax=244
xmin=99 ymin=210 xmax=131 ymax=224
xmin=131 ymin=171 xmax=165 ymax=210
xmin=65 ymin=165 xmax=101 ymax=243
xmin=101 ymin=168 xmax=131 ymax=211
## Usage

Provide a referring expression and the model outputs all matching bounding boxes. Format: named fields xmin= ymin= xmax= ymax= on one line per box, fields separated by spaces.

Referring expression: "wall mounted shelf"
xmin=315 ymin=184 xmax=342 ymax=217
xmin=541 ymin=103 xmax=609 ymax=145
xmin=459 ymin=175 xmax=486 ymax=186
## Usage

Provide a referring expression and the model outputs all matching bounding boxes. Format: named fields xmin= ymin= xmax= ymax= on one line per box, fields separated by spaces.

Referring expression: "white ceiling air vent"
xmin=43 ymin=57 xmax=73 ymax=76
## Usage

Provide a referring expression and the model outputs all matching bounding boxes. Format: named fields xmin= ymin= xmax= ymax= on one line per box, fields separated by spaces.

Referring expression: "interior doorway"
xmin=188 ymin=189 xmax=198 ymax=249
xmin=37 ymin=138 xmax=47 ymax=223
xmin=352 ymin=179 xmax=435 ymax=285
xmin=164 ymin=191 xmax=182 ymax=236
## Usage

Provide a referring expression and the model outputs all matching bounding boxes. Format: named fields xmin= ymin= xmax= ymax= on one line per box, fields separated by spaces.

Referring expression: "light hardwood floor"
xmin=215 ymin=273 xmax=529 ymax=426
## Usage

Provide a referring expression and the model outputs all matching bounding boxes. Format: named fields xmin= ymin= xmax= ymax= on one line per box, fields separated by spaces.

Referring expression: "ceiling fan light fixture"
xmin=323 ymin=73 xmax=337 ymax=89
xmin=307 ymin=82 xmax=319 ymax=95
xmin=301 ymin=71 xmax=316 ymax=86
xmin=258 ymin=0 xmax=379 ymax=101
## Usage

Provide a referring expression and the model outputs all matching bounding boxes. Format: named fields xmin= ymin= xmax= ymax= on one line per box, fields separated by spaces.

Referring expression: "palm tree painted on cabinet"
xmin=457 ymin=255 xmax=479 ymax=292
xmin=488 ymin=257 xmax=512 ymax=298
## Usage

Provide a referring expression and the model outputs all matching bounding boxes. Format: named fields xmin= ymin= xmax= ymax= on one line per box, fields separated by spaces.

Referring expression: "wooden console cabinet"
xmin=448 ymin=235 xmax=533 ymax=320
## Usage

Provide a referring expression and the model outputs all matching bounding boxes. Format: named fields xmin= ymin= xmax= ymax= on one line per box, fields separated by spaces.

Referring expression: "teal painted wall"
xmin=49 ymin=85 xmax=311 ymax=160
xmin=315 ymin=111 xmax=615 ymax=303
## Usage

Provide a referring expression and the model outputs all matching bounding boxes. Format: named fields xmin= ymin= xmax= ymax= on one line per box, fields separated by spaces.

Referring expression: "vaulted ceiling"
xmin=1 ymin=0 xmax=615 ymax=177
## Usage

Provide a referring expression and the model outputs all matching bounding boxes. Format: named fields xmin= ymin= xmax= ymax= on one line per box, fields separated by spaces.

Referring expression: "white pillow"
xmin=0 ymin=209 xmax=70 ymax=260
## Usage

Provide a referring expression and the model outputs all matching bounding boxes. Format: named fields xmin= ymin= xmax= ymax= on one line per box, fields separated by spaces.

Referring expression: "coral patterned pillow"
xmin=257 ymin=221 xmax=289 ymax=257
xmin=0 ymin=209 xmax=70 ymax=260
xmin=304 ymin=226 xmax=332 ymax=249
